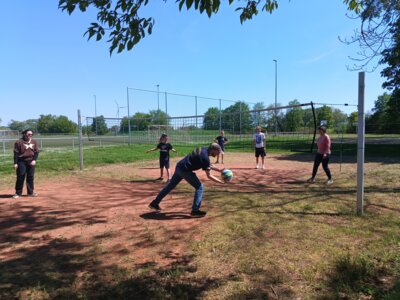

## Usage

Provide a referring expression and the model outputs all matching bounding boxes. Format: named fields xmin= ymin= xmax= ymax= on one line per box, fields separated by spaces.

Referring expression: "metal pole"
xmin=239 ymin=101 xmax=242 ymax=141
xmin=273 ymin=59 xmax=278 ymax=136
xmin=156 ymin=84 xmax=160 ymax=123
xmin=195 ymin=96 xmax=198 ymax=128
xmin=127 ymin=87 xmax=131 ymax=145
xmin=356 ymin=72 xmax=365 ymax=216
xmin=78 ymin=109 xmax=83 ymax=170
xmin=94 ymin=95 xmax=98 ymax=135
xmin=165 ymin=91 xmax=168 ymax=117
xmin=219 ymin=98 xmax=222 ymax=131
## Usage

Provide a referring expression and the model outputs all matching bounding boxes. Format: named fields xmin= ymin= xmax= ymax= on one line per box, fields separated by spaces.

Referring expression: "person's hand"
xmin=13 ymin=164 xmax=18 ymax=170
xmin=322 ymin=154 xmax=327 ymax=159
xmin=30 ymin=160 xmax=36 ymax=166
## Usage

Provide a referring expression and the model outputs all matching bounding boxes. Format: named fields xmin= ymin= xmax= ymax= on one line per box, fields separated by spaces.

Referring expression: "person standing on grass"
xmin=253 ymin=126 xmax=266 ymax=170
xmin=148 ymin=143 xmax=225 ymax=217
xmin=12 ymin=129 xmax=39 ymax=199
xmin=146 ymin=133 xmax=177 ymax=182
xmin=214 ymin=130 xmax=228 ymax=164
xmin=307 ymin=126 xmax=333 ymax=185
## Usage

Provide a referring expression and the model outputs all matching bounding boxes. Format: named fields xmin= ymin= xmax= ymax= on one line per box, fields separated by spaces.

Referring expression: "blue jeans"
xmin=153 ymin=166 xmax=204 ymax=211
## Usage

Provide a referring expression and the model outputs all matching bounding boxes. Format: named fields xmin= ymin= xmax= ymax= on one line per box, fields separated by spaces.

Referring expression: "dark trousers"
xmin=312 ymin=153 xmax=332 ymax=180
xmin=153 ymin=166 xmax=204 ymax=211
xmin=15 ymin=161 xmax=35 ymax=195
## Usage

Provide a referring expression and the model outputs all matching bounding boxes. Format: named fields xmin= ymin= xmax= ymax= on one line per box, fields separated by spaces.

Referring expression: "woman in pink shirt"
xmin=307 ymin=126 xmax=333 ymax=185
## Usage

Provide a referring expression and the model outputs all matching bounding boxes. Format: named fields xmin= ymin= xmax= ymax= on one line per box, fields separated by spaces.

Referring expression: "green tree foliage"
xmin=130 ymin=112 xmax=150 ymax=131
xmin=37 ymin=115 xmax=77 ymax=134
xmin=8 ymin=120 xmax=27 ymax=132
xmin=344 ymin=1 xmax=399 ymax=107
xmin=203 ymin=107 xmax=220 ymax=130
xmin=251 ymin=102 xmax=268 ymax=127
xmin=148 ymin=109 xmax=170 ymax=126
xmin=316 ymin=105 xmax=335 ymax=129
xmin=347 ymin=111 xmax=358 ymax=133
xmin=59 ymin=0 xmax=361 ymax=55
xmin=91 ymin=115 xmax=109 ymax=135
xmin=8 ymin=119 xmax=38 ymax=132
xmin=332 ymin=108 xmax=348 ymax=132
xmin=222 ymin=101 xmax=252 ymax=133
xmin=365 ymin=92 xmax=396 ymax=132
xmin=283 ymin=99 xmax=304 ymax=132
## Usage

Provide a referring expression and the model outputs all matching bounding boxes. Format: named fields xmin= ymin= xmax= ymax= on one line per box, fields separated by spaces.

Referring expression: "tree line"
xmin=3 ymin=91 xmax=398 ymax=135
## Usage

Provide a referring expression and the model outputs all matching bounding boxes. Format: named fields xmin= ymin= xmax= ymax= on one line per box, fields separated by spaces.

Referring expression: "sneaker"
xmin=12 ymin=194 xmax=20 ymax=199
xmin=307 ymin=177 xmax=315 ymax=183
xmin=215 ymin=161 xmax=219 ymax=164
xmin=327 ymin=179 xmax=334 ymax=185
xmin=148 ymin=201 xmax=161 ymax=211
xmin=28 ymin=192 xmax=38 ymax=197
xmin=256 ymin=164 xmax=259 ymax=169
xmin=262 ymin=165 xmax=266 ymax=170
xmin=190 ymin=210 xmax=207 ymax=217
xmin=156 ymin=177 xmax=163 ymax=181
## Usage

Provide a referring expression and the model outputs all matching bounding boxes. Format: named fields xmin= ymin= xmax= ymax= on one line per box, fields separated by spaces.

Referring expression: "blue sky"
xmin=0 ymin=0 xmax=386 ymax=127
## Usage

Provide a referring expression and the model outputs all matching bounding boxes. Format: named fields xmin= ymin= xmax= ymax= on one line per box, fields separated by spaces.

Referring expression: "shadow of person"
xmin=0 ymin=194 xmax=15 ymax=199
xmin=140 ymin=211 xmax=195 ymax=220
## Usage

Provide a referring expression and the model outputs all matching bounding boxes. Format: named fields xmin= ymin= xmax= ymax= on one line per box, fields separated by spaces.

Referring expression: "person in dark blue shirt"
xmin=146 ymin=134 xmax=177 ymax=181
xmin=214 ymin=130 xmax=228 ymax=164
xmin=149 ymin=143 xmax=225 ymax=217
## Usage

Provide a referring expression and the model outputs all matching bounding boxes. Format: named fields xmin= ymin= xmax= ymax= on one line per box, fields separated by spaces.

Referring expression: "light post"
xmin=156 ymin=84 xmax=160 ymax=123
xmin=273 ymin=59 xmax=278 ymax=136
xmin=94 ymin=94 xmax=98 ymax=135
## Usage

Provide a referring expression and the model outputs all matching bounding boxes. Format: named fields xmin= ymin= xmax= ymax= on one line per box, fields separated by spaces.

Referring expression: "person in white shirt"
xmin=253 ymin=126 xmax=266 ymax=169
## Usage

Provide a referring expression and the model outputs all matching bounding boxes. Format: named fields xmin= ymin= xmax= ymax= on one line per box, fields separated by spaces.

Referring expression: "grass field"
xmin=0 ymin=144 xmax=399 ymax=299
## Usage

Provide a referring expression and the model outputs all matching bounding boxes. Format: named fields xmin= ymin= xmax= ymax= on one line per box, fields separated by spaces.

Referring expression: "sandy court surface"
xmin=0 ymin=153 xmax=332 ymax=269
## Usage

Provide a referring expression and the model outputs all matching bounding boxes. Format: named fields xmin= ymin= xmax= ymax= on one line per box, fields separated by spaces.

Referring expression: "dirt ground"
xmin=0 ymin=153 xmax=323 ymax=272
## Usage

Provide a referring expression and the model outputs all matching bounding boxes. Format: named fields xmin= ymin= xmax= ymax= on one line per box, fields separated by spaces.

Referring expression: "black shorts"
xmin=159 ymin=157 xmax=170 ymax=169
xmin=255 ymin=147 xmax=266 ymax=157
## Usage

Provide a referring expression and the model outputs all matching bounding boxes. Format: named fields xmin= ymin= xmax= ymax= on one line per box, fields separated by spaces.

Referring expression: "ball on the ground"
xmin=221 ymin=169 xmax=233 ymax=182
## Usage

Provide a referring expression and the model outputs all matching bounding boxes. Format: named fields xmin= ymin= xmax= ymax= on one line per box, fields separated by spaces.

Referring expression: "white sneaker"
xmin=307 ymin=177 xmax=315 ymax=183
xmin=12 ymin=194 xmax=20 ymax=199
xmin=256 ymin=164 xmax=259 ymax=169
xmin=262 ymin=165 xmax=266 ymax=170
xmin=327 ymin=179 xmax=334 ymax=185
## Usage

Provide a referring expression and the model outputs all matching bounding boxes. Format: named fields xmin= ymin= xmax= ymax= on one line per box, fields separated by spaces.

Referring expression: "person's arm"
xmin=224 ymin=137 xmax=229 ymax=145
xmin=205 ymin=169 xmax=225 ymax=184
xmin=13 ymin=142 xmax=19 ymax=169
xmin=171 ymin=148 xmax=177 ymax=153
xmin=31 ymin=141 xmax=39 ymax=165
xmin=146 ymin=147 xmax=158 ymax=153
xmin=322 ymin=136 xmax=331 ymax=158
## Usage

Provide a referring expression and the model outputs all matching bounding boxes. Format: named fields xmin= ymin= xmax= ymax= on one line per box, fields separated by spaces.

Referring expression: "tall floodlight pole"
xmin=94 ymin=94 xmax=98 ymax=135
xmin=164 ymin=91 xmax=168 ymax=116
xmin=219 ymin=98 xmax=222 ymax=131
xmin=127 ymin=87 xmax=131 ymax=145
xmin=273 ymin=59 xmax=278 ymax=136
xmin=156 ymin=84 xmax=160 ymax=123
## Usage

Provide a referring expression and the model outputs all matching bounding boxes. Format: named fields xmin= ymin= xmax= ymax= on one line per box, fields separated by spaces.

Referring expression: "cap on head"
xmin=318 ymin=126 xmax=327 ymax=133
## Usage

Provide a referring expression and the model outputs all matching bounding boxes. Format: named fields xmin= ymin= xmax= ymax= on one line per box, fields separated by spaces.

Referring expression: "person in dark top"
xmin=148 ymin=143 xmax=225 ymax=217
xmin=213 ymin=130 xmax=228 ymax=164
xmin=146 ymin=133 xmax=177 ymax=181
xmin=12 ymin=129 xmax=39 ymax=199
